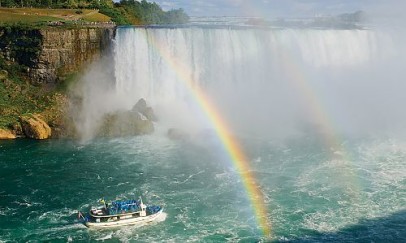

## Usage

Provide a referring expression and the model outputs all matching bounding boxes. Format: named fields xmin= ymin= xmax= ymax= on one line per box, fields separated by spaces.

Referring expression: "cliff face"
xmin=0 ymin=26 xmax=116 ymax=139
xmin=0 ymin=26 xmax=116 ymax=85
xmin=30 ymin=27 xmax=116 ymax=84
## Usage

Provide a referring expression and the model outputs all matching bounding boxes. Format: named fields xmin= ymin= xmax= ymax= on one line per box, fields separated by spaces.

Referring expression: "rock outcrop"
xmin=0 ymin=128 xmax=16 ymax=139
xmin=19 ymin=114 xmax=52 ymax=139
xmin=10 ymin=123 xmax=23 ymax=137
xmin=98 ymin=99 xmax=155 ymax=137
xmin=132 ymin=98 xmax=157 ymax=121
xmin=99 ymin=111 xmax=154 ymax=137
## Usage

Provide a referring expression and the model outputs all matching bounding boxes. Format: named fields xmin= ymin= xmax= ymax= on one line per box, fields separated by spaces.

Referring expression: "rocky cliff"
xmin=31 ymin=27 xmax=115 ymax=84
xmin=0 ymin=25 xmax=116 ymax=139
xmin=0 ymin=25 xmax=116 ymax=85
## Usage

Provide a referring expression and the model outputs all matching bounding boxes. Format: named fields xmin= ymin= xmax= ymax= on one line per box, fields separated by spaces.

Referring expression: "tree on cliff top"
xmin=110 ymin=0 xmax=189 ymax=25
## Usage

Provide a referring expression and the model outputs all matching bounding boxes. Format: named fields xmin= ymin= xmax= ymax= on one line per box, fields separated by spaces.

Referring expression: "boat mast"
xmin=140 ymin=197 xmax=147 ymax=216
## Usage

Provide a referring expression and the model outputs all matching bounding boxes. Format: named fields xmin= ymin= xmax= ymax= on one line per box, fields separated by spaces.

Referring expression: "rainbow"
xmin=135 ymin=28 xmax=272 ymax=237
xmin=273 ymin=33 xmax=362 ymax=197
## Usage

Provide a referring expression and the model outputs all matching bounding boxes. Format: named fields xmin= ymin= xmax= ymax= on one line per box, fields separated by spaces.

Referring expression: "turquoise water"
xmin=1 ymin=132 xmax=405 ymax=242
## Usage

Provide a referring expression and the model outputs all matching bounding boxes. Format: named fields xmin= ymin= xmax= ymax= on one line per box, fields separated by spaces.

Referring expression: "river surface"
xmin=1 ymin=132 xmax=405 ymax=242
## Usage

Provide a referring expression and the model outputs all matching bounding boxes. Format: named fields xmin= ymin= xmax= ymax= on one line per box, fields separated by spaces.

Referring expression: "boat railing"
xmin=89 ymin=209 xmax=142 ymax=218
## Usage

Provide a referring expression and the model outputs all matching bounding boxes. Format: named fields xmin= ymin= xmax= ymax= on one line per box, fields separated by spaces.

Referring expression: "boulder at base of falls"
xmin=98 ymin=99 xmax=155 ymax=137
xmin=0 ymin=128 xmax=16 ymax=139
xmin=98 ymin=111 xmax=154 ymax=137
xmin=132 ymin=98 xmax=157 ymax=121
xmin=19 ymin=114 xmax=52 ymax=139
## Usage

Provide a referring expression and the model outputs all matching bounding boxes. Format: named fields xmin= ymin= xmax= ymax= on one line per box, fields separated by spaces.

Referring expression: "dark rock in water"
xmin=132 ymin=98 xmax=157 ymax=121
xmin=167 ymin=128 xmax=190 ymax=141
xmin=132 ymin=98 xmax=147 ymax=112
xmin=143 ymin=107 xmax=157 ymax=121
xmin=98 ymin=98 xmax=155 ymax=137
xmin=99 ymin=111 xmax=154 ymax=137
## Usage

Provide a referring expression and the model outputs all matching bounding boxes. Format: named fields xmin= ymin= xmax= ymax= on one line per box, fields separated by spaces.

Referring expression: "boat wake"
xmin=95 ymin=232 xmax=113 ymax=241
xmin=155 ymin=212 xmax=167 ymax=222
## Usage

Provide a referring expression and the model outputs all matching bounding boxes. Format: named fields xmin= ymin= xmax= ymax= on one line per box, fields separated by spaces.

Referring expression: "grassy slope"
xmin=0 ymin=71 xmax=66 ymax=128
xmin=0 ymin=76 xmax=41 ymax=128
xmin=0 ymin=8 xmax=111 ymax=24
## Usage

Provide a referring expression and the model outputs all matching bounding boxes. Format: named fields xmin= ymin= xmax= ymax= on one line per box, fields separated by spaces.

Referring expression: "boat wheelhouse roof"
xmin=89 ymin=199 xmax=149 ymax=218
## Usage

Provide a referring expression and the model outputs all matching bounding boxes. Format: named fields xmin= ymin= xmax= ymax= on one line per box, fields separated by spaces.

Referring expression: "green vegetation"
xmin=0 ymin=25 xmax=43 ymax=66
xmin=0 ymin=56 xmax=64 ymax=129
xmin=0 ymin=14 xmax=60 ymax=24
xmin=111 ymin=0 xmax=189 ymax=25
xmin=0 ymin=0 xmax=103 ymax=8
xmin=0 ymin=8 xmax=111 ymax=25
xmin=0 ymin=0 xmax=189 ymax=25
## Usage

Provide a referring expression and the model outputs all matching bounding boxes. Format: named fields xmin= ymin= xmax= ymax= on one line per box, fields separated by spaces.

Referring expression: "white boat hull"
xmin=85 ymin=209 xmax=163 ymax=228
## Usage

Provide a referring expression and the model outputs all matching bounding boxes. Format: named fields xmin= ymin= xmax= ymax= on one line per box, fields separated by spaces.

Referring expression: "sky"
xmin=149 ymin=0 xmax=404 ymax=18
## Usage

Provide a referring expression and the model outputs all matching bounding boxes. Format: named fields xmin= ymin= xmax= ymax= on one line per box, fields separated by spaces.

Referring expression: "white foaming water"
xmin=112 ymin=27 xmax=404 ymax=139
xmin=292 ymin=138 xmax=406 ymax=233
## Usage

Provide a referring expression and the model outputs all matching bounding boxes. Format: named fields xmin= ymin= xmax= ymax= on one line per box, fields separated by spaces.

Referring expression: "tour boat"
xmin=78 ymin=198 xmax=163 ymax=228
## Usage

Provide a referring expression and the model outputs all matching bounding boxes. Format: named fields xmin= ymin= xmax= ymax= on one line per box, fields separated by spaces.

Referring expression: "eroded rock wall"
xmin=30 ymin=27 xmax=116 ymax=84
xmin=0 ymin=26 xmax=116 ymax=85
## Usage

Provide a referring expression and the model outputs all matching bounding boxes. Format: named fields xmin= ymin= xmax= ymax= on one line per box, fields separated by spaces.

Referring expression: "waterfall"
xmin=114 ymin=28 xmax=386 ymax=104
xmin=70 ymin=26 xmax=404 ymax=141
xmin=111 ymin=26 xmax=406 ymax=139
